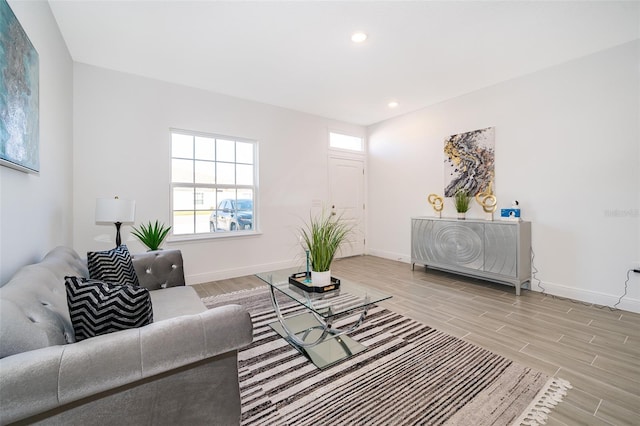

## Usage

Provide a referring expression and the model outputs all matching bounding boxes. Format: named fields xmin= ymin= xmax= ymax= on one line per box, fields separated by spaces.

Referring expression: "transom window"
xmin=171 ymin=130 xmax=257 ymax=236
xmin=329 ymin=132 xmax=364 ymax=152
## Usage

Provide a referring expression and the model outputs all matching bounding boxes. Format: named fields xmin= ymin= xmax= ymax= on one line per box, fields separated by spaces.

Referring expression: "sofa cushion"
xmin=149 ymin=286 xmax=206 ymax=321
xmin=65 ymin=276 xmax=153 ymax=341
xmin=87 ymin=245 xmax=140 ymax=287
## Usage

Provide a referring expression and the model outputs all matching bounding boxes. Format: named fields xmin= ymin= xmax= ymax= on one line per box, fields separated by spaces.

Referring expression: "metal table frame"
xmin=257 ymin=270 xmax=391 ymax=369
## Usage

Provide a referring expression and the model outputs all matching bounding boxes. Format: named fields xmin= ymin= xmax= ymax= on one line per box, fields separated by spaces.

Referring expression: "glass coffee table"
xmin=255 ymin=268 xmax=391 ymax=369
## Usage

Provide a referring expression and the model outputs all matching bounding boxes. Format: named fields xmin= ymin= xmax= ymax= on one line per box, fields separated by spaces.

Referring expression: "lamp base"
xmin=115 ymin=222 xmax=122 ymax=247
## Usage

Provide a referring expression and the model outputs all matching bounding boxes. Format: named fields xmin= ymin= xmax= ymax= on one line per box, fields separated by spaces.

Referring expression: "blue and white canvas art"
xmin=0 ymin=0 xmax=39 ymax=173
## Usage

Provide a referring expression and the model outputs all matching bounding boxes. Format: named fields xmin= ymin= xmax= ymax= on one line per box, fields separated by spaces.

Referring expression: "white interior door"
xmin=329 ymin=156 xmax=365 ymax=258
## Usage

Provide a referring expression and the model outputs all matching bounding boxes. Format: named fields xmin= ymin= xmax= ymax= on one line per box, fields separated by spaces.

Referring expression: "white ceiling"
xmin=48 ymin=1 xmax=639 ymax=126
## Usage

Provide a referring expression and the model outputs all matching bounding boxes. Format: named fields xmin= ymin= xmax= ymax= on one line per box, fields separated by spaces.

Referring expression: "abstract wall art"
xmin=443 ymin=126 xmax=495 ymax=197
xmin=0 ymin=0 xmax=39 ymax=173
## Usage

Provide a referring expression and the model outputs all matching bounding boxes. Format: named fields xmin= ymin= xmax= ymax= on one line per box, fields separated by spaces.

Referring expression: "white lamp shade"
xmin=95 ymin=198 xmax=136 ymax=223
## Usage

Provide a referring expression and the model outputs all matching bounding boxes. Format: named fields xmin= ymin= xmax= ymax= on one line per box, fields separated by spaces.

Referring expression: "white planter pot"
xmin=311 ymin=270 xmax=331 ymax=287
xmin=457 ymin=212 xmax=466 ymax=220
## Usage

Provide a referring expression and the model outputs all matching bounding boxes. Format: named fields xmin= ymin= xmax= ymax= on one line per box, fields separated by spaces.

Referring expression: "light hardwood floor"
xmin=193 ymin=255 xmax=640 ymax=425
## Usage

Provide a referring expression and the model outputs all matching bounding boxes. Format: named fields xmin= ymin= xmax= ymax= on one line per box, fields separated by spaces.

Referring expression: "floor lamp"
xmin=95 ymin=197 xmax=136 ymax=247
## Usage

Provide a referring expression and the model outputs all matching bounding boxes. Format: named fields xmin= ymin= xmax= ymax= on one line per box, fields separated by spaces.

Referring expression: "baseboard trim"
xmin=365 ymin=248 xmax=411 ymax=264
xmin=186 ymin=259 xmax=298 ymax=285
xmin=531 ymin=279 xmax=640 ymax=314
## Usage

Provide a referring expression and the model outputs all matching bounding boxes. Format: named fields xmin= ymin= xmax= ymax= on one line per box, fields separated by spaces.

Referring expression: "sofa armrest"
xmin=0 ymin=304 xmax=252 ymax=424
xmin=131 ymin=249 xmax=185 ymax=290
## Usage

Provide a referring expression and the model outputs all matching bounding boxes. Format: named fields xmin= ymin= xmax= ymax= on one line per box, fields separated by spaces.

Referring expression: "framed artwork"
xmin=0 ymin=0 xmax=39 ymax=173
xmin=443 ymin=126 xmax=495 ymax=197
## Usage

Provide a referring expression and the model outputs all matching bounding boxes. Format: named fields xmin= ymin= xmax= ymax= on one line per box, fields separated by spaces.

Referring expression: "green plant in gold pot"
xmin=299 ymin=209 xmax=351 ymax=286
xmin=131 ymin=220 xmax=171 ymax=251
xmin=454 ymin=189 xmax=471 ymax=219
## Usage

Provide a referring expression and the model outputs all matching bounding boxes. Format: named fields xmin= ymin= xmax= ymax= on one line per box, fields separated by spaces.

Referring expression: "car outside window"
xmin=210 ymin=198 xmax=253 ymax=232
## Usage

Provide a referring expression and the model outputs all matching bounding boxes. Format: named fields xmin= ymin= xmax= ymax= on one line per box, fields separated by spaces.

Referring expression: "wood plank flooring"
xmin=193 ymin=255 xmax=640 ymax=425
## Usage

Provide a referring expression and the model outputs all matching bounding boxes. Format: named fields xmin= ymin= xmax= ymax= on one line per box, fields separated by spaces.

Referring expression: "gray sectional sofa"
xmin=0 ymin=246 xmax=253 ymax=425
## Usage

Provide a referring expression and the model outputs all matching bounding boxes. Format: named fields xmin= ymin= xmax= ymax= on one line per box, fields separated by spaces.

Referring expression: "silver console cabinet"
xmin=411 ymin=217 xmax=531 ymax=295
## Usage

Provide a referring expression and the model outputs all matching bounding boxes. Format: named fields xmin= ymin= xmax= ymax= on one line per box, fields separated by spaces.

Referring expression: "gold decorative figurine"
xmin=475 ymin=182 xmax=498 ymax=220
xmin=427 ymin=194 xmax=444 ymax=218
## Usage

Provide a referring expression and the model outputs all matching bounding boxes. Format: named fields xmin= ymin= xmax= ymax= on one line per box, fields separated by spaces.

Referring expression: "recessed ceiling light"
xmin=351 ymin=32 xmax=367 ymax=43
xmin=388 ymin=101 xmax=399 ymax=108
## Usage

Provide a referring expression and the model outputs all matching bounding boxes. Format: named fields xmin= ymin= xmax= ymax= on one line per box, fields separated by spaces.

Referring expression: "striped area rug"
xmin=203 ymin=287 xmax=570 ymax=426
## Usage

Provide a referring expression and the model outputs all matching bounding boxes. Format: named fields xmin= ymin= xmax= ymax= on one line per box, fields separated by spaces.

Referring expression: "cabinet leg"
xmin=515 ymin=284 xmax=521 ymax=296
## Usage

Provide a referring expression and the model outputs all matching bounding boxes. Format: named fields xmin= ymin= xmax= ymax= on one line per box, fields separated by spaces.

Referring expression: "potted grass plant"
xmin=454 ymin=189 xmax=471 ymax=220
xmin=299 ymin=209 xmax=351 ymax=286
xmin=131 ymin=220 xmax=171 ymax=251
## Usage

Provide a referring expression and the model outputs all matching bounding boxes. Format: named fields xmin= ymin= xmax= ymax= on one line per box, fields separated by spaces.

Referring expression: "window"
xmin=171 ymin=130 xmax=257 ymax=236
xmin=329 ymin=132 xmax=364 ymax=152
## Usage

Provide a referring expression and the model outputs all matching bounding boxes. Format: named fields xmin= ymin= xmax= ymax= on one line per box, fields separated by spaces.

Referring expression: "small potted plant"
xmin=131 ymin=220 xmax=171 ymax=251
xmin=454 ymin=189 xmax=471 ymax=220
xmin=299 ymin=209 xmax=351 ymax=286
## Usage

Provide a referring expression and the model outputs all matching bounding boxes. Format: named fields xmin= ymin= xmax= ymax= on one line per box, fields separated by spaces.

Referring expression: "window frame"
xmin=169 ymin=128 xmax=259 ymax=241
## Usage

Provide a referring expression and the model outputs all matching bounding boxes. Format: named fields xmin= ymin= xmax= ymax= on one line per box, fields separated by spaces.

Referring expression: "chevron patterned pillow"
xmin=65 ymin=276 xmax=153 ymax=341
xmin=87 ymin=245 xmax=140 ymax=287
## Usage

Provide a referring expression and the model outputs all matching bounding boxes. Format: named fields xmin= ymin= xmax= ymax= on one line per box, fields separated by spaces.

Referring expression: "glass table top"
xmin=255 ymin=268 xmax=392 ymax=319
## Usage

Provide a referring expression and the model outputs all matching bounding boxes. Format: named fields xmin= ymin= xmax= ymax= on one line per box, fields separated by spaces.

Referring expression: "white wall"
xmin=73 ymin=63 xmax=365 ymax=283
xmin=0 ymin=1 xmax=73 ymax=284
xmin=367 ymin=41 xmax=640 ymax=313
